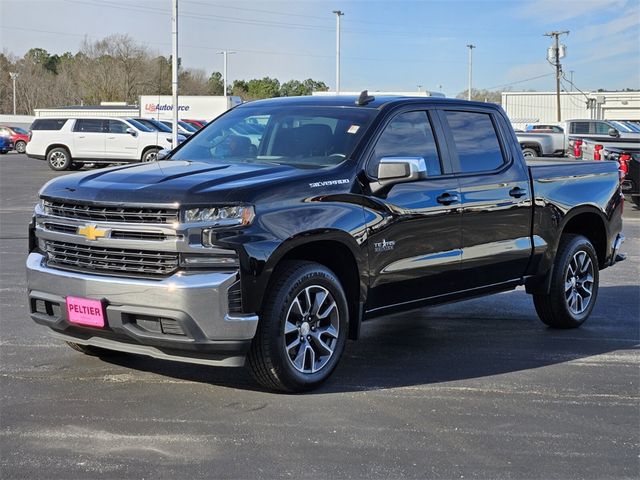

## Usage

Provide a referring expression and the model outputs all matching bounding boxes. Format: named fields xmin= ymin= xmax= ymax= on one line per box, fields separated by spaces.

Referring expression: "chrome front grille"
xmin=44 ymin=240 xmax=179 ymax=277
xmin=43 ymin=200 xmax=179 ymax=224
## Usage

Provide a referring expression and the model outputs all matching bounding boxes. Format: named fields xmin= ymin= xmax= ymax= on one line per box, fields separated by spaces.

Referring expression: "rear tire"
xmin=522 ymin=147 xmax=538 ymax=159
xmin=142 ymin=148 xmax=159 ymax=163
xmin=248 ymin=261 xmax=349 ymax=393
xmin=47 ymin=147 xmax=72 ymax=171
xmin=632 ymin=196 xmax=640 ymax=209
xmin=533 ymin=234 xmax=599 ymax=329
xmin=15 ymin=140 xmax=26 ymax=154
xmin=66 ymin=341 xmax=121 ymax=357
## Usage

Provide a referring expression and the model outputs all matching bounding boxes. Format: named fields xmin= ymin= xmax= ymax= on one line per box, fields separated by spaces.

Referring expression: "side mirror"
xmin=372 ymin=157 xmax=427 ymax=193
xmin=608 ymin=128 xmax=620 ymax=138
xmin=157 ymin=149 xmax=171 ymax=160
xmin=126 ymin=127 xmax=138 ymax=137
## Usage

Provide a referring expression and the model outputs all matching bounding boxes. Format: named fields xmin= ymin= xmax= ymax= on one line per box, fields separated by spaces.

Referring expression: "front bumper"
xmin=26 ymin=252 xmax=259 ymax=366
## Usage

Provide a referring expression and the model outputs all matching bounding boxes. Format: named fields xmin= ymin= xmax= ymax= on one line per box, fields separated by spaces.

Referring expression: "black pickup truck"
xmin=27 ymin=94 xmax=625 ymax=392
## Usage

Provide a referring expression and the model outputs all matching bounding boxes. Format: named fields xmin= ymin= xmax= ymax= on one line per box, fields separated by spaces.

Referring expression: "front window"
xmin=171 ymin=106 xmax=376 ymax=168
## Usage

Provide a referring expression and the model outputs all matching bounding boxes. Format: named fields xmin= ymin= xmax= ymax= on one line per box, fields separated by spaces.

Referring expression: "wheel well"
xmin=562 ymin=212 xmax=607 ymax=267
xmin=520 ymin=143 xmax=541 ymax=154
xmin=276 ymin=240 xmax=361 ymax=340
xmin=141 ymin=145 xmax=161 ymax=160
xmin=46 ymin=144 xmax=71 ymax=157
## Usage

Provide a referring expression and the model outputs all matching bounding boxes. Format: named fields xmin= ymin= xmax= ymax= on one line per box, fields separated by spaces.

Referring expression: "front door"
xmin=364 ymin=109 xmax=462 ymax=312
xmin=105 ymin=119 xmax=139 ymax=161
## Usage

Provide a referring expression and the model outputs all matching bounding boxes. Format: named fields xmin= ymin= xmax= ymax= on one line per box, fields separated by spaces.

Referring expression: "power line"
xmin=482 ymin=73 xmax=556 ymax=90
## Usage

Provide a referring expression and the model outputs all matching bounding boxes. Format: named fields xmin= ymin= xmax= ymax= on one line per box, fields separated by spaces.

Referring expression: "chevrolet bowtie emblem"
xmin=77 ymin=224 xmax=108 ymax=241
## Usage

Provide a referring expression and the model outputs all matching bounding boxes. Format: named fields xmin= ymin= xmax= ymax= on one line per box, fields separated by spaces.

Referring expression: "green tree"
xmin=231 ymin=79 xmax=249 ymax=98
xmin=456 ymin=88 xmax=502 ymax=104
xmin=247 ymin=77 xmax=280 ymax=100
xmin=208 ymin=71 xmax=224 ymax=95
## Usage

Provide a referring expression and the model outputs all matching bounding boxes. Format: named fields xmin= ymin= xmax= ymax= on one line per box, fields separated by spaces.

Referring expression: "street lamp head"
xmin=332 ymin=10 xmax=344 ymax=15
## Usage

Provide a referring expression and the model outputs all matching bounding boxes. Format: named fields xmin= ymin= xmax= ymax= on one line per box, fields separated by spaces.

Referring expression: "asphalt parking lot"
xmin=1 ymin=153 xmax=638 ymax=479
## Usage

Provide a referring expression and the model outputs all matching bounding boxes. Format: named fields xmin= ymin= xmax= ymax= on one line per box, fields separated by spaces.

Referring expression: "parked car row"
xmin=24 ymin=116 xmax=216 ymax=170
xmin=0 ymin=125 xmax=28 ymax=153
xmin=515 ymin=119 xmax=640 ymax=159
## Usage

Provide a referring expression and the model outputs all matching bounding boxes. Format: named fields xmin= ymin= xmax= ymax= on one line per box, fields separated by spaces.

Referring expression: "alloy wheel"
xmin=564 ymin=250 xmax=594 ymax=315
xmin=283 ymin=285 xmax=340 ymax=374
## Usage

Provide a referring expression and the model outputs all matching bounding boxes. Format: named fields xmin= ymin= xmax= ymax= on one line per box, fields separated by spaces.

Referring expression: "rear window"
xmin=443 ymin=110 xmax=505 ymax=173
xmin=31 ymin=119 xmax=67 ymax=131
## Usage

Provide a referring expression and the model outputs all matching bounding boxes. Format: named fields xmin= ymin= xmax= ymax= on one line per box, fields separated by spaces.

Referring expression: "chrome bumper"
xmin=26 ymin=252 xmax=259 ymax=366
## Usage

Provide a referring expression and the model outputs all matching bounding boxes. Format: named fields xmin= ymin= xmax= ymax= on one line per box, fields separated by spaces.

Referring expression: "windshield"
xmin=146 ymin=119 xmax=171 ymax=132
xmin=610 ymin=121 xmax=634 ymax=133
xmin=178 ymin=121 xmax=197 ymax=132
xmin=127 ymin=119 xmax=154 ymax=132
xmin=171 ymin=105 xmax=376 ymax=168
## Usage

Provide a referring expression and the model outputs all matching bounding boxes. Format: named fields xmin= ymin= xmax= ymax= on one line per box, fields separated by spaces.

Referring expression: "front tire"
xmin=15 ymin=140 xmax=26 ymax=153
xmin=533 ymin=234 xmax=599 ymax=328
xmin=248 ymin=261 xmax=349 ymax=392
xmin=47 ymin=147 xmax=72 ymax=170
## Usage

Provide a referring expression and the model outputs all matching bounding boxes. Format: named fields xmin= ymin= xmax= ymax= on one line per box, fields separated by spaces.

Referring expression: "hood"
xmin=40 ymin=160 xmax=308 ymax=205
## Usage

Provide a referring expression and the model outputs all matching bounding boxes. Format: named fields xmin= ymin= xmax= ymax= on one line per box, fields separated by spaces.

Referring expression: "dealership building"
xmin=502 ymin=91 xmax=640 ymax=129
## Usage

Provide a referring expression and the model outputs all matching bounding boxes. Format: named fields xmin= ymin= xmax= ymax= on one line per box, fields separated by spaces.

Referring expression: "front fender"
xmin=227 ymin=199 xmax=369 ymax=314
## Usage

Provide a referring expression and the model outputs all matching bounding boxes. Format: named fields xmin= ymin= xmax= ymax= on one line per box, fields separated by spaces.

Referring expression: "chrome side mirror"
xmin=608 ymin=128 xmax=620 ymax=138
xmin=371 ymin=157 xmax=427 ymax=193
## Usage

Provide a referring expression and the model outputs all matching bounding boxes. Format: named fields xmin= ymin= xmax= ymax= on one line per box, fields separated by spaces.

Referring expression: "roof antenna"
xmin=356 ymin=90 xmax=375 ymax=106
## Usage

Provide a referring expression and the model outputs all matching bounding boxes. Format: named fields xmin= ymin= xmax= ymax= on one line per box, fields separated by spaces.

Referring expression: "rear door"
xmin=437 ymin=108 xmax=533 ymax=290
xmin=364 ymin=108 xmax=462 ymax=311
xmin=105 ymin=119 xmax=139 ymax=161
xmin=72 ymin=119 xmax=105 ymax=159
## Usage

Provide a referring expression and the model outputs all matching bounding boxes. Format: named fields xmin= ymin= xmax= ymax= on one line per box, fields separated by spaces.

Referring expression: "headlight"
xmin=184 ymin=205 xmax=255 ymax=226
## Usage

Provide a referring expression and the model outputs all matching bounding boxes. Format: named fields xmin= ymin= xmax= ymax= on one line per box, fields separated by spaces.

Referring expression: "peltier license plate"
xmin=66 ymin=296 xmax=105 ymax=328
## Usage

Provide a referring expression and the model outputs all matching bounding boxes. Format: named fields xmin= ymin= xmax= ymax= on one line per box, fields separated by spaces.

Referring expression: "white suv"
xmin=26 ymin=117 xmax=178 ymax=170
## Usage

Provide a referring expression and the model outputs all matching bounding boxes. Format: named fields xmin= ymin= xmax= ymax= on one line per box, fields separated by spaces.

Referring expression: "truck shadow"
xmin=101 ymin=285 xmax=639 ymax=393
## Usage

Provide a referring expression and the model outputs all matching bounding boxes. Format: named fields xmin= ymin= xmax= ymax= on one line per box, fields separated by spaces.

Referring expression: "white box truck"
xmin=139 ymin=95 xmax=242 ymax=122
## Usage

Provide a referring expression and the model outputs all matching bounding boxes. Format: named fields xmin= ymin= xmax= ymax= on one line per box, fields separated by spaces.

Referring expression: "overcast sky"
xmin=1 ymin=0 xmax=639 ymax=97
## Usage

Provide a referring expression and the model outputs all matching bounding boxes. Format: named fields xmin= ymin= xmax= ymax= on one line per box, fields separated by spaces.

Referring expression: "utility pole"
xmin=216 ymin=51 xmax=236 ymax=97
xmin=9 ymin=72 xmax=18 ymax=115
xmin=333 ymin=10 xmax=344 ymax=93
xmin=544 ymin=30 xmax=569 ymax=122
xmin=466 ymin=44 xmax=475 ymax=101
xmin=171 ymin=0 xmax=179 ymax=147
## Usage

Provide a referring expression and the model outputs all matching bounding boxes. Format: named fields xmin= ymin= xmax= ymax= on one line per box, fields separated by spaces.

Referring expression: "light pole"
xmin=466 ymin=44 xmax=475 ymax=101
xmin=216 ymin=51 xmax=236 ymax=97
xmin=333 ymin=10 xmax=344 ymax=93
xmin=9 ymin=72 xmax=18 ymax=115
xmin=171 ymin=0 xmax=179 ymax=147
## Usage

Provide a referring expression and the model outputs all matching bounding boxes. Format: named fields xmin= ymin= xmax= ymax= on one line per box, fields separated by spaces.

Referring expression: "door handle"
xmin=107 ymin=136 xmax=116 ymax=140
xmin=436 ymin=192 xmax=460 ymax=205
xmin=78 ymin=136 xmax=85 ymax=139
xmin=509 ymin=187 xmax=528 ymax=198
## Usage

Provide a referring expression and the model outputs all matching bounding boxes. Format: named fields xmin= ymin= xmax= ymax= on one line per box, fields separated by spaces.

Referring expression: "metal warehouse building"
xmin=502 ymin=91 xmax=640 ymax=129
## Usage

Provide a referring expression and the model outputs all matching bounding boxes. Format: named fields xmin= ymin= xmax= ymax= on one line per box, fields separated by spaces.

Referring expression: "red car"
xmin=0 ymin=125 xmax=30 ymax=153
xmin=181 ymin=119 xmax=207 ymax=129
